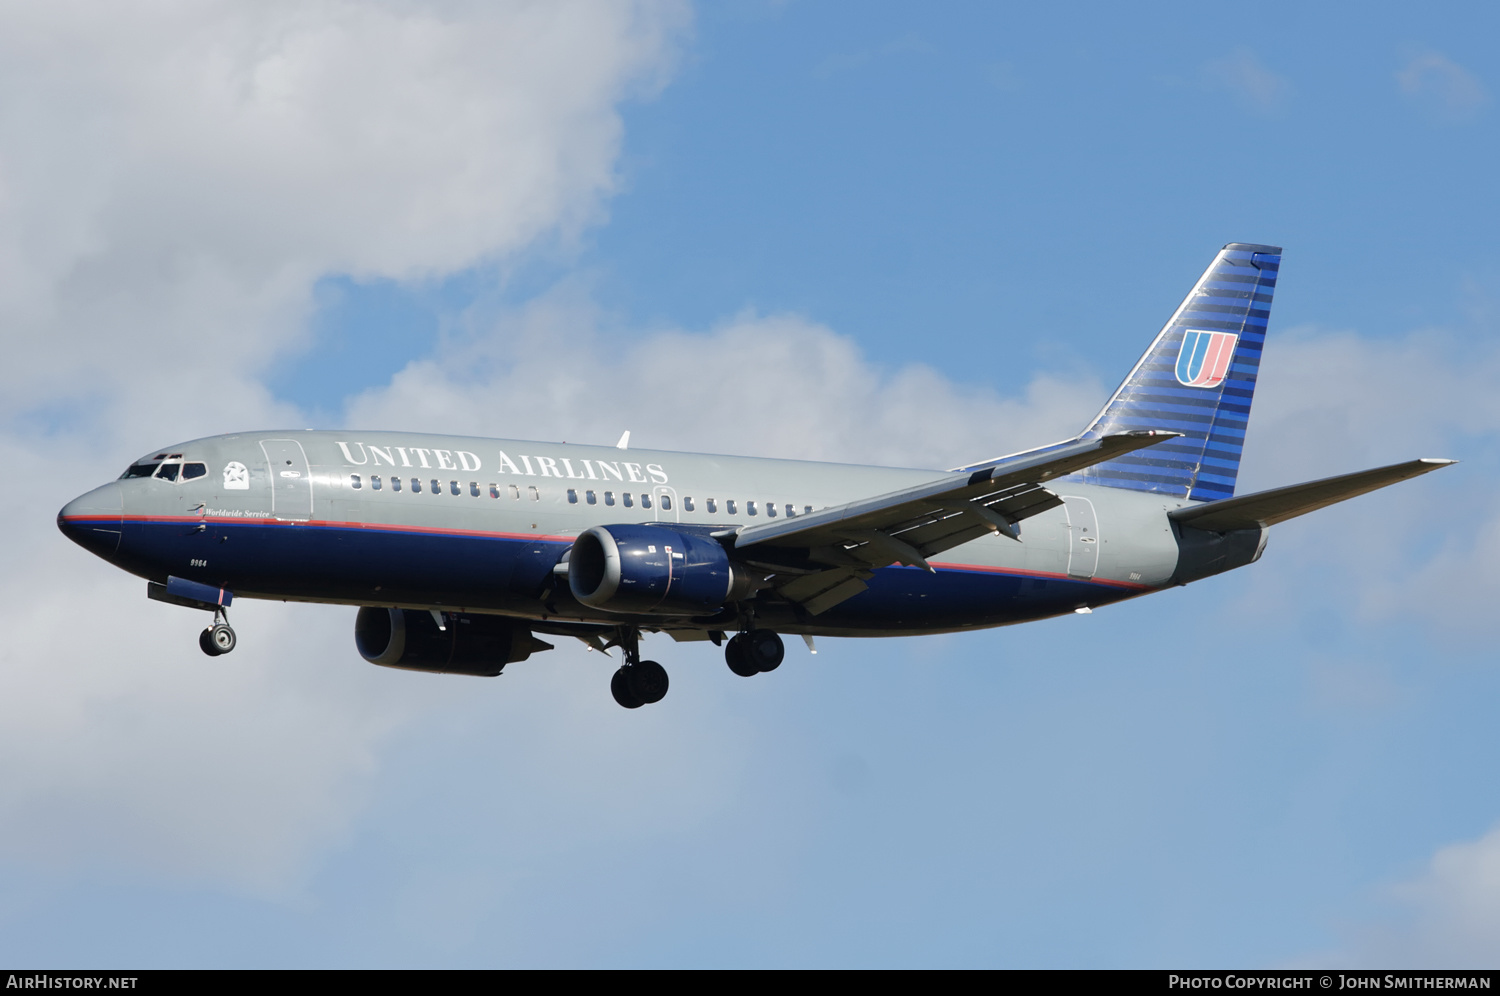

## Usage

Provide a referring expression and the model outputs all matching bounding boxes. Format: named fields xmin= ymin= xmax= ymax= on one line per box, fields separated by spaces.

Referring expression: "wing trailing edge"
xmin=736 ymin=429 xmax=1180 ymax=553
xmin=1169 ymin=458 xmax=1457 ymax=532
xmin=733 ymin=429 xmax=1181 ymax=615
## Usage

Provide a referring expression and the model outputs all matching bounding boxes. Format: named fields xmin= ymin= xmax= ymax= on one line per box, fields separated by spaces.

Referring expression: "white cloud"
xmin=1390 ymin=825 xmax=1500 ymax=962
xmin=1313 ymin=824 xmax=1500 ymax=966
xmin=1397 ymin=50 xmax=1489 ymax=123
xmin=0 ymin=0 xmax=688 ymax=443
xmin=1234 ymin=325 xmax=1500 ymax=634
xmin=1203 ymin=49 xmax=1291 ymax=114
xmin=1241 ymin=325 xmax=1500 ymax=488
xmin=344 ymin=288 xmax=1102 ymax=470
xmin=0 ymin=0 xmax=688 ymax=894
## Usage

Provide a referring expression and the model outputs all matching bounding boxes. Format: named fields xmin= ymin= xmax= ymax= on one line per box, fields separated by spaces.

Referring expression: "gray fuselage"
xmin=60 ymin=429 xmax=1198 ymax=639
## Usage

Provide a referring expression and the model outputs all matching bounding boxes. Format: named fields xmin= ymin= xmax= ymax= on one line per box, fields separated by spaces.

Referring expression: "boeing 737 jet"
xmin=58 ymin=244 xmax=1454 ymax=708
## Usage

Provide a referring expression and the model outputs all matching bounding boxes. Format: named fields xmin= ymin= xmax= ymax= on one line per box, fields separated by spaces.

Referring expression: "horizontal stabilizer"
xmin=1169 ymin=458 xmax=1456 ymax=531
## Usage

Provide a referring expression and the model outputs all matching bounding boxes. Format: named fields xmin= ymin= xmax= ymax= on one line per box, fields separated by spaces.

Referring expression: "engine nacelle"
xmin=568 ymin=524 xmax=744 ymax=615
xmin=354 ymin=607 xmax=553 ymax=677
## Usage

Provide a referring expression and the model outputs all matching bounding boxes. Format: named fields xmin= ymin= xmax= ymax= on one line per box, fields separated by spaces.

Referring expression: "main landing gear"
xmin=610 ymin=629 xmax=668 ymax=709
xmin=605 ymin=627 xmax=787 ymax=708
xmin=725 ymin=629 xmax=784 ymax=677
xmin=198 ymin=610 xmax=237 ymax=657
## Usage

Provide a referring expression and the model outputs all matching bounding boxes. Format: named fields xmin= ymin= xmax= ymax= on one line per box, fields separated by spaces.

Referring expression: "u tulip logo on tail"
xmin=1175 ymin=329 xmax=1238 ymax=388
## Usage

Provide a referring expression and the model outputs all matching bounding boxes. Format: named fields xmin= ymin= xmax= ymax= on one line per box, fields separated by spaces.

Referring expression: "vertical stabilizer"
xmin=1073 ymin=242 xmax=1281 ymax=502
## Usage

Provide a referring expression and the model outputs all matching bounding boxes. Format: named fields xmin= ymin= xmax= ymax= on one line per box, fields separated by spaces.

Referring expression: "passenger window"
xmin=642 ymin=494 xmax=652 ymax=509
xmin=586 ymin=490 xmax=597 ymax=505
xmin=804 ymin=506 xmax=813 ymax=515
xmin=623 ymin=493 xmax=633 ymax=508
xmin=431 ymin=479 xmax=440 ymax=494
xmin=747 ymin=501 xmax=757 ymax=516
xmin=707 ymin=498 xmax=717 ymax=513
xmin=412 ymin=478 xmax=421 ymax=493
xmin=767 ymin=503 xmax=777 ymax=517
xmin=567 ymin=489 xmax=578 ymax=504
xmin=450 ymin=481 xmax=460 ymax=496
xmin=529 ymin=486 xmax=540 ymax=501
xmin=661 ymin=494 xmax=672 ymax=511
xmin=489 ymin=484 xmax=500 ymax=498
xmin=605 ymin=491 xmax=615 ymax=506
xmin=470 ymin=482 xmax=480 ymax=497
xmin=181 ymin=463 xmax=207 ymax=481
xmin=351 ymin=474 xmax=362 ymax=490
xmin=684 ymin=496 xmax=694 ymax=512
xmin=155 ymin=462 xmax=181 ymax=482
xmin=785 ymin=504 xmax=795 ymax=517
xmin=726 ymin=499 xmax=736 ymax=515
xmin=373 ymin=475 xmax=382 ymax=491
xmin=509 ymin=484 xmax=520 ymax=500
xmin=391 ymin=476 xmax=400 ymax=492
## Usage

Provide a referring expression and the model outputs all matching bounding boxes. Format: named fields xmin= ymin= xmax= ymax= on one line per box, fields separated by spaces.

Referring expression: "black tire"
xmin=611 ymin=667 xmax=644 ymax=709
xmin=210 ymin=623 xmax=237 ymax=655
xmin=725 ymin=634 xmax=759 ymax=677
xmin=628 ymin=660 xmax=669 ymax=704
xmin=746 ymin=629 xmax=784 ymax=672
xmin=199 ymin=628 xmax=223 ymax=657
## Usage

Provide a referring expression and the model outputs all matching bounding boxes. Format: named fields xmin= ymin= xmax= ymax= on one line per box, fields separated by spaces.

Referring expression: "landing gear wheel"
xmin=611 ymin=667 xmax=645 ymax=709
xmin=725 ymin=634 xmax=759 ymax=677
xmin=209 ymin=623 xmax=237 ymax=655
xmin=628 ymin=660 xmax=669 ymax=704
xmin=199 ymin=628 xmax=223 ymax=657
xmin=745 ymin=629 xmax=784 ymax=672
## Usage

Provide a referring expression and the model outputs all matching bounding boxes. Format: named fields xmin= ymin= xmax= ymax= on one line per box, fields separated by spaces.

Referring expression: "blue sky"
xmin=5 ymin=0 xmax=1500 ymax=968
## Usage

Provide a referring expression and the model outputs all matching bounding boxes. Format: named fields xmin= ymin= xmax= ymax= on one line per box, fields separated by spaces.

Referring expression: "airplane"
xmin=57 ymin=243 xmax=1455 ymax=709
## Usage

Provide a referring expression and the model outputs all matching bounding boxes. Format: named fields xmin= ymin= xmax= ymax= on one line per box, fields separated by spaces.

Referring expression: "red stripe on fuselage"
xmin=89 ymin=514 xmax=1156 ymax=592
xmin=103 ymin=513 xmax=577 ymax=544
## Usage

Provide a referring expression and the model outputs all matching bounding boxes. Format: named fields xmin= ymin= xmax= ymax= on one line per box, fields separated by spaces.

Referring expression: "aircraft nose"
xmin=57 ymin=481 xmax=125 ymax=558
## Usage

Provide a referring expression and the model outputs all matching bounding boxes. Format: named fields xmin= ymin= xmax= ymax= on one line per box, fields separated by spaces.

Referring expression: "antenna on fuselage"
xmin=616 ymin=431 xmax=630 ymax=450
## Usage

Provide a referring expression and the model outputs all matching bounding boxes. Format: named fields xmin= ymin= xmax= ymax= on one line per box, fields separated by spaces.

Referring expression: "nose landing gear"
xmin=198 ymin=610 xmax=237 ymax=657
xmin=725 ymin=629 xmax=784 ymax=677
xmin=610 ymin=628 xmax=669 ymax=709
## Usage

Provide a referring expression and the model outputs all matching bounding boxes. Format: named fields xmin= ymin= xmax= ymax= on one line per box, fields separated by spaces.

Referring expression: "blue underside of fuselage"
xmin=111 ymin=519 xmax=1139 ymax=634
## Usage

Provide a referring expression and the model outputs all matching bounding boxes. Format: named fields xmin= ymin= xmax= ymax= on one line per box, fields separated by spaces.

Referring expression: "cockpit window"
xmin=120 ymin=463 xmax=160 ymax=479
xmin=154 ymin=462 xmax=181 ymax=482
xmin=181 ymin=462 xmax=207 ymax=481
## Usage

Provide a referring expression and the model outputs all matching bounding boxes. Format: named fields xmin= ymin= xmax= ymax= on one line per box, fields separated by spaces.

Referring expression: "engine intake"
xmin=568 ymin=524 xmax=745 ymax=615
xmin=354 ymin=607 xmax=552 ymax=676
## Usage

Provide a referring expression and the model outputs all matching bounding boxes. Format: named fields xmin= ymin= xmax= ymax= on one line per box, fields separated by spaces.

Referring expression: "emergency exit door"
xmin=1062 ymin=496 xmax=1099 ymax=579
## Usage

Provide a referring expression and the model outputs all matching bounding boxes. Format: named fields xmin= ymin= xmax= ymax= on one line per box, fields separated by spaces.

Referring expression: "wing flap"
xmin=775 ymin=569 xmax=872 ymax=616
xmin=1169 ymin=458 xmax=1456 ymax=531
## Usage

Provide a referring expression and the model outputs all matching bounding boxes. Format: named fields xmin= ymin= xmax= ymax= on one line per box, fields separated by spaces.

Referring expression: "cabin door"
xmin=260 ymin=439 xmax=313 ymax=521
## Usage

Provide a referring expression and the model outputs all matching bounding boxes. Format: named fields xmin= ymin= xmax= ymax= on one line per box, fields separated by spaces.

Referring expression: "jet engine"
xmin=354 ymin=607 xmax=552 ymax=676
xmin=568 ymin=524 xmax=749 ymax=615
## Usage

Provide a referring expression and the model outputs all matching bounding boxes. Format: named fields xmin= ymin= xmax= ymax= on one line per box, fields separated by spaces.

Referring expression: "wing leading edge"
xmin=731 ymin=430 xmax=1181 ymax=615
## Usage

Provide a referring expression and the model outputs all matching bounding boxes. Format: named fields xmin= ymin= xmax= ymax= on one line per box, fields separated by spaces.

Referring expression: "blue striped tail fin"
xmin=1071 ymin=242 xmax=1281 ymax=502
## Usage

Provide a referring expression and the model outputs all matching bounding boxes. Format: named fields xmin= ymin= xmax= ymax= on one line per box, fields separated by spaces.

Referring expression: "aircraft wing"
xmin=1168 ymin=457 xmax=1457 ymax=532
xmin=731 ymin=430 xmax=1180 ymax=615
